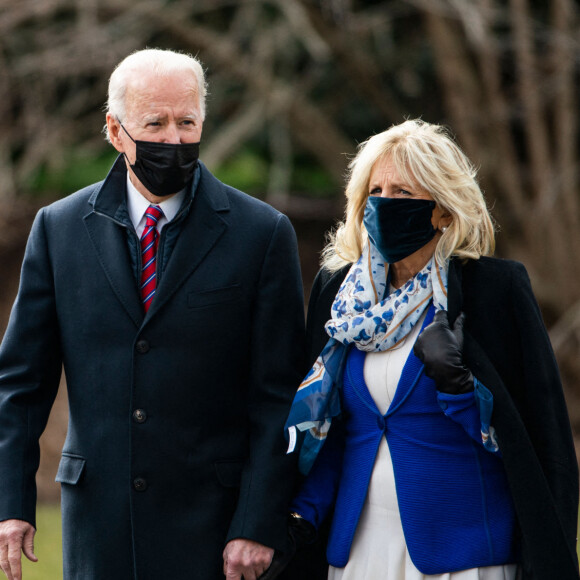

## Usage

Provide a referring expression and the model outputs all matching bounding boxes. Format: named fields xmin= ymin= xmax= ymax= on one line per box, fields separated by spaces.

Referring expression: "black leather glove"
xmin=413 ymin=310 xmax=474 ymax=394
xmin=258 ymin=513 xmax=317 ymax=580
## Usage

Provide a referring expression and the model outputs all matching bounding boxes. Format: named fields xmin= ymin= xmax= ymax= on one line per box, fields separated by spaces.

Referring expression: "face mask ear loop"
xmin=118 ymin=122 xmax=137 ymax=167
xmin=119 ymin=122 xmax=136 ymax=143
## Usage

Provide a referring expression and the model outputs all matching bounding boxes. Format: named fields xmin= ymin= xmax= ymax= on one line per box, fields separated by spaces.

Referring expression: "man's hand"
xmin=0 ymin=519 xmax=37 ymax=580
xmin=223 ymin=538 xmax=273 ymax=580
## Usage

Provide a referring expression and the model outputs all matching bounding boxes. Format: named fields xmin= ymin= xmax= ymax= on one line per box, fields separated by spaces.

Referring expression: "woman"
xmin=282 ymin=120 xmax=579 ymax=579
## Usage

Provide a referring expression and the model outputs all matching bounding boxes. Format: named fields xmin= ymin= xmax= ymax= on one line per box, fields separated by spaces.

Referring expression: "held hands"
xmin=258 ymin=514 xmax=317 ymax=580
xmin=0 ymin=519 xmax=37 ymax=580
xmin=413 ymin=311 xmax=474 ymax=395
xmin=223 ymin=538 xmax=274 ymax=580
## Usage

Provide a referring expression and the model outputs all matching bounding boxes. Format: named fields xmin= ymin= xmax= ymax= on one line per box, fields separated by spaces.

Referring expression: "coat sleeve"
xmin=225 ymin=213 xmax=306 ymax=552
xmin=305 ymin=268 xmax=326 ymax=365
xmin=0 ymin=208 xmax=62 ymax=527
xmin=464 ymin=259 xmax=580 ymax=578
xmin=306 ymin=266 xmax=349 ymax=365
xmin=509 ymin=262 xmax=579 ymax=555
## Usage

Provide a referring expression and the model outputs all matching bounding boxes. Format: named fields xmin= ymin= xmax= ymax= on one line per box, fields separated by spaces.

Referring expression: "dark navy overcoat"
xmin=0 ymin=157 xmax=305 ymax=579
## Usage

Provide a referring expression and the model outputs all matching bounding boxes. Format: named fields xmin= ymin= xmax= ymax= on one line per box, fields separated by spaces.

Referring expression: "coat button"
xmin=133 ymin=409 xmax=147 ymax=423
xmin=135 ymin=340 xmax=150 ymax=354
xmin=377 ymin=416 xmax=386 ymax=431
xmin=133 ymin=477 xmax=147 ymax=492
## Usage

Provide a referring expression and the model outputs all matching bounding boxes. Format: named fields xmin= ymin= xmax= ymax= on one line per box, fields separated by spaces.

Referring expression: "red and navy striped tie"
xmin=140 ymin=205 xmax=164 ymax=312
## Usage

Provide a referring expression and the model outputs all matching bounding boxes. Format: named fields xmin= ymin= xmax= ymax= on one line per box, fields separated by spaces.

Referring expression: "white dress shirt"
xmin=125 ymin=174 xmax=185 ymax=238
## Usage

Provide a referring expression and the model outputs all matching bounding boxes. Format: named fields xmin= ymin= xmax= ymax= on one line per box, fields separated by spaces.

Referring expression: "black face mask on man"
xmin=120 ymin=124 xmax=200 ymax=197
xmin=363 ymin=196 xmax=437 ymax=264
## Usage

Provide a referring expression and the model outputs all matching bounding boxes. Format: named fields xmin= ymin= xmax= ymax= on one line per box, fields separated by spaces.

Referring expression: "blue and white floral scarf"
xmin=285 ymin=243 xmax=449 ymax=474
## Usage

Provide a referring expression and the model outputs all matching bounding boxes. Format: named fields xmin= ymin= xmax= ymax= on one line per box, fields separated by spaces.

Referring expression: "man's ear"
xmin=106 ymin=114 xmax=124 ymax=153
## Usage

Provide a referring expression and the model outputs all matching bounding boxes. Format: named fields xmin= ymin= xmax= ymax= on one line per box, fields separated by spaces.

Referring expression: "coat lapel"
xmin=83 ymin=210 xmax=144 ymax=328
xmin=146 ymin=166 xmax=229 ymax=319
xmin=83 ymin=157 xmax=144 ymax=327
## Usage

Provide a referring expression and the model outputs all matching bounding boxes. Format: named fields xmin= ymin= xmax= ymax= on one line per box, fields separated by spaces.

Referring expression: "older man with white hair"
xmin=0 ymin=48 xmax=305 ymax=580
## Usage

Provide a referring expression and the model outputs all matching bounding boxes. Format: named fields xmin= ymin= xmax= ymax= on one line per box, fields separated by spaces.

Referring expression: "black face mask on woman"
xmin=363 ymin=196 xmax=437 ymax=264
xmin=120 ymin=124 xmax=200 ymax=197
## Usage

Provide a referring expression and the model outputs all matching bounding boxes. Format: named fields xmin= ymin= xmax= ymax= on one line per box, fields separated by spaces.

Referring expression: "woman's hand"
xmin=413 ymin=311 xmax=474 ymax=394
xmin=258 ymin=514 xmax=317 ymax=580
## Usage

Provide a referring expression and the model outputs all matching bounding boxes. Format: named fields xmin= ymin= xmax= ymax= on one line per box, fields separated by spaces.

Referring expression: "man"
xmin=0 ymin=48 xmax=305 ymax=580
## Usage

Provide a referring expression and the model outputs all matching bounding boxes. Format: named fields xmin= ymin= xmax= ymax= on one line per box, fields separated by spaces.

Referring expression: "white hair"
xmin=104 ymin=48 xmax=207 ymax=142
xmin=322 ymin=119 xmax=496 ymax=272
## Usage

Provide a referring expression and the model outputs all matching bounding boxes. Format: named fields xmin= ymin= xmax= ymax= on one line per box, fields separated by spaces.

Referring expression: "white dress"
xmin=328 ymin=315 xmax=517 ymax=580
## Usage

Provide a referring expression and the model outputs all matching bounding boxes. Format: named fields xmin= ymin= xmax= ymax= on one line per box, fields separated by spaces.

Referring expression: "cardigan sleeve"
xmin=289 ymin=417 xmax=345 ymax=529
xmin=436 ymin=379 xmax=500 ymax=453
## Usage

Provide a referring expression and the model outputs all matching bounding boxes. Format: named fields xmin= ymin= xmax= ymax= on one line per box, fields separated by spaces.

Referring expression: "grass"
xmin=18 ymin=502 xmax=580 ymax=577
xmin=22 ymin=504 xmax=62 ymax=580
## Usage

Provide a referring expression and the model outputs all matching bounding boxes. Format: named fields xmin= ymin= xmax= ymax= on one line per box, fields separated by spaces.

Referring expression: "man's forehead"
xmin=124 ymin=73 xmax=200 ymax=115
xmin=125 ymin=71 xmax=198 ymax=100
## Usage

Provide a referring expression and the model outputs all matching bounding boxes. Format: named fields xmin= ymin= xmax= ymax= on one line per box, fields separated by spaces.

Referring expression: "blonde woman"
xmin=279 ymin=120 xmax=579 ymax=580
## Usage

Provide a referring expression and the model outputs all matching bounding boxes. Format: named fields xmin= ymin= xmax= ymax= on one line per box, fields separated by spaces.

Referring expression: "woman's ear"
xmin=432 ymin=206 xmax=453 ymax=231
xmin=439 ymin=213 xmax=453 ymax=231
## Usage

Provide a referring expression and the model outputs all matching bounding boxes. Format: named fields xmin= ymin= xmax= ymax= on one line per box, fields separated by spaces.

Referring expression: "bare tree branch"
xmin=422 ymin=9 xmax=482 ymax=161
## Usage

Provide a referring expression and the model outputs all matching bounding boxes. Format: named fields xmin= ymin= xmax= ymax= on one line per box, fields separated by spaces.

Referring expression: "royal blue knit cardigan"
xmin=291 ymin=307 xmax=518 ymax=574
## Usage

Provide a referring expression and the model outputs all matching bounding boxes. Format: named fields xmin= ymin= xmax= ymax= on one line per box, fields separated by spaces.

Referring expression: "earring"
xmin=441 ymin=226 xmax=448 ymax=233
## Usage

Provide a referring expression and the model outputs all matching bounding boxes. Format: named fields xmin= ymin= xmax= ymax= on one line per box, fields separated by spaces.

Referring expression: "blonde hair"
xmin=322 ymin=119 xmax=495 ymax=272
xmin=104 ymin=48 xmax=207 ymax=142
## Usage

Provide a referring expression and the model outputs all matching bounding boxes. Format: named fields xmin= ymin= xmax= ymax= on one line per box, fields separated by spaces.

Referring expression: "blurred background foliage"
xmin=1 ymin=0 xmax=580 ymax=516
xmin=1 ymin=0 xmax=578 ymax=302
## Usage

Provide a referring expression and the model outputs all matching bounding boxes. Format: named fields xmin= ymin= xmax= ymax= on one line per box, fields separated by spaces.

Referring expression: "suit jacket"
xmin=299 ymin=257 xmax=579 ymax=580
xmin=0 ymin=157 xmax=305 ymax=580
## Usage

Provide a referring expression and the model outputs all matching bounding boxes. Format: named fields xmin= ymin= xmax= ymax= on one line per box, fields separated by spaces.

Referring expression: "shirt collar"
xmin=126 ymin=173 xmax=185 ymax=230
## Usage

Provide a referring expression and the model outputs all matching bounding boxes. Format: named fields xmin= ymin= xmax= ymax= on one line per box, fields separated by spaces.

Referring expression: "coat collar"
xmin=446 ymin=258 xmax=463 ymax=327
xmin=88 ymin=155 xmax=224 ymax=219
xmin=88 ymin=155 xmax=130 ymax=221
